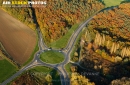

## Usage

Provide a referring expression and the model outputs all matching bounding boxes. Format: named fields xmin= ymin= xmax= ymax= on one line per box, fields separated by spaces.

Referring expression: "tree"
xmin=45 ymin=74 xmax=52 ymax=83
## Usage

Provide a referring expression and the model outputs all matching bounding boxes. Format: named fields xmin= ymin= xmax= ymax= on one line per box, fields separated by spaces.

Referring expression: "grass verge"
xmin=40 ymin=50 xmax=64 ymax=64
xmin=65 ymin=63 xmax=71 ymax=77
xmin=30 ymin=66 xmax=53 ymax=72
xmin=48 ymin=24 xmax=79 ymax=49
xmin=0 ymin=59 xmax=17 ymax=83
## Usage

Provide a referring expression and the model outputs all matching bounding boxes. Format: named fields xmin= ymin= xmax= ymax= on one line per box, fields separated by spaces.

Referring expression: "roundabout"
xmin=1 ymin=12 xmax=97 ymax=85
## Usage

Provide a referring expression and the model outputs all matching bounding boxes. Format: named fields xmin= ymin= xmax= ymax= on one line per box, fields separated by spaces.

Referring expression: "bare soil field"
xmin=0 ymin=9 xmax=36 ymax=64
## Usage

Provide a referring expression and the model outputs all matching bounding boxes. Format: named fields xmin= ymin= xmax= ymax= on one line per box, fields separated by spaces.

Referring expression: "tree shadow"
xmin=28 ymin=0 xmax=39 ymax=28
xmin=50 ymin=69 xmax=61 ymax=85
xmin=121 ymin=0 xmax=130 ymax=4
xmin=77 ymin=52 xmax=130 ymax=85
xmin=98 ymin=0 xmax=105 ymax=6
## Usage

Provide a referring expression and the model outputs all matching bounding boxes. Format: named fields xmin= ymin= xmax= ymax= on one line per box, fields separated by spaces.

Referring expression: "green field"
xmin=40 ymin=50 xmax=64 ymax=64
xmin=103 ymin=0 xmax=124 ymax=7
xmin=0 ymin=59 xmax=17 ymax=83
xmin=48 ymin=24 xmax=79 ymax=49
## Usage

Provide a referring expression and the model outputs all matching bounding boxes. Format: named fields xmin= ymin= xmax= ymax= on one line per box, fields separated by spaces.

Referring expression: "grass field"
xmin=40 ymin=50 xmax=64 ymax=64
xmin=0 ymin=59 xmax=17 ymax=83
xmin=103 ymin=0 xmax=124 ymax=7
xmin=48 ymin=24 xmax=79 ymax=49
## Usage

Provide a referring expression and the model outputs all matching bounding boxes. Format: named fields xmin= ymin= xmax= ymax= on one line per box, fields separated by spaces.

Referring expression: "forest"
xmin=34 ymin=0 xmax=104 ymax=43
xmin=87 ymin=3 xmax=130 ymax=59
xmin=72 ymin=2 xmax=130 ymax=85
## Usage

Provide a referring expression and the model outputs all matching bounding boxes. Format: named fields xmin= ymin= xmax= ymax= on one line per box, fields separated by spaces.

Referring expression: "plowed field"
xmin=0 ymin=9 xmax=36 ymax=64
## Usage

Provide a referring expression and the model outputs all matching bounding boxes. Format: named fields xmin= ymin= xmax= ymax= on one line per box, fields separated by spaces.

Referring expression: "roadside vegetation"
xmin=10 ymin=66 xmax=61 ymax=85
xmin=70 ymin=30 xmax=83 ymax=62
xmin=40 ymin=50 xmax=64 ymax=64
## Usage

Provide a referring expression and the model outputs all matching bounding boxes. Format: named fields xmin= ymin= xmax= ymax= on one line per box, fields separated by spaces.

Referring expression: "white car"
xmin=48 ymin=48 xmax=52 ymax=50
xmin=37 ymin=54 xmax=39 ymax=56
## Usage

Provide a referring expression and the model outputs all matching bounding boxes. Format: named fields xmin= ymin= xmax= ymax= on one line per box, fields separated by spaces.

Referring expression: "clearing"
xmin=103 ymin=0 xmax=124 ymax=7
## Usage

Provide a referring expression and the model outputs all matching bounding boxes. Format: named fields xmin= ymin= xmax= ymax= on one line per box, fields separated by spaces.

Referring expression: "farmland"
xmin=0 ymin=9 xmax=37 ymax=64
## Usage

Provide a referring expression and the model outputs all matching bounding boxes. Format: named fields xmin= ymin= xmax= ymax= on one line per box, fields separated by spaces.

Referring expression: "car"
xmin=59 ymin=50 xmax=62 ymax=52
xmin=48 ymin=47 xmax=52 ymax=50
xmin=48 ymin=48 xmax=51 ymax=51
xmin=37 ymin=54 xmax=39 ymax=56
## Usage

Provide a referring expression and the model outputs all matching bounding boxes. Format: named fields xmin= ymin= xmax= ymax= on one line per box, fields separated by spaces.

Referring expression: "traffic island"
xmin=40 ymin=50 xmax=64 ymax=64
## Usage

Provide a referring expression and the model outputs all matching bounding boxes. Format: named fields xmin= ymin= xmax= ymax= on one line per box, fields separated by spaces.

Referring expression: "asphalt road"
xmin=1 ymin=12 xmax=98 ymax=85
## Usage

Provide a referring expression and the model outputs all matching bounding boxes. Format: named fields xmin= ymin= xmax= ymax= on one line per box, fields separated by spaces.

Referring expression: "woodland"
xmin=72 ymin=2 xmax=130 ymax=85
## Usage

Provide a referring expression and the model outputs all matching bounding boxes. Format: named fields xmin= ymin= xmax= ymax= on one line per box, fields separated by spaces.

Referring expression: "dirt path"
xmin=0 ymin=9 xmax=37 ymax=64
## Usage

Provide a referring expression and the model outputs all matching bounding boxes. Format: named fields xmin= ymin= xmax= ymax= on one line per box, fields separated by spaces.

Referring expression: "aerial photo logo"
xmin=2 ymin=0 xmax=47 ymax=7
